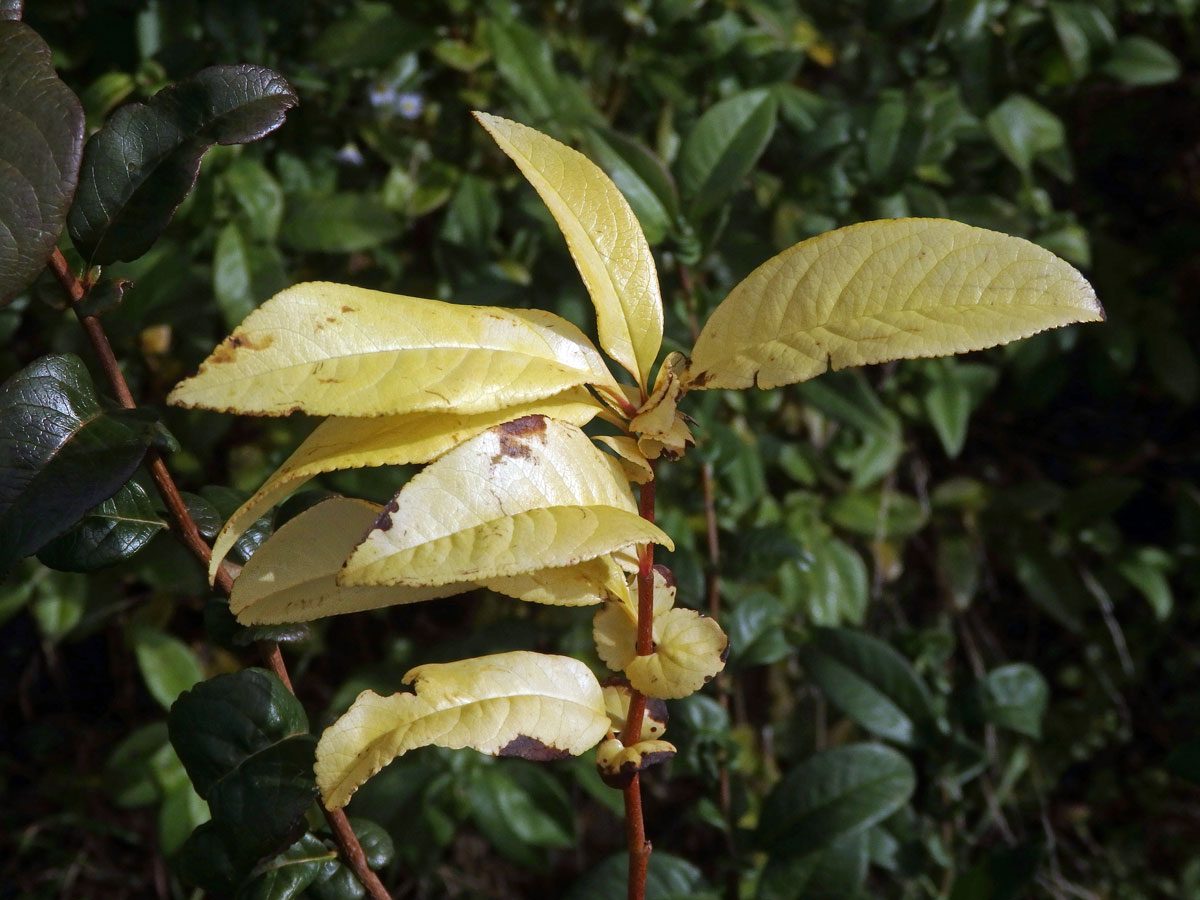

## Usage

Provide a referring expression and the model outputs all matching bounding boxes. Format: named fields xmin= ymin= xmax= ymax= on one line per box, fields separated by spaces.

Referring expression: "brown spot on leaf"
xmin=341 ymin=305 xmax=356 ymax=313
xmin=373 ymin=498 xmax=400 ymax=532
xmin=690 ymin=370 xmax=714 ymax=388
xmin=652 ymin=564 xmax=676 ymax=588
xmin=498 ymin=735 xmax=571 ymax=762
xmin=499 ymin=415 xmax=547 ymax=436
xmin=645 ymin=697 xmax=669 ymax=730
xmin=209 ymin=332 xmax=273 ymax=364
xmin=492 ymin=415 xmax=548 ymax=463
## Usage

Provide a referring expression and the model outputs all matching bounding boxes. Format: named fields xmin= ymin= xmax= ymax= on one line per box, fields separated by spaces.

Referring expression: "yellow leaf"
xmin=593 ymin=566 xmax=728 ymax=699
xmin=595 ymin=736 xmax=677 ymax=788
xmin=685 ymin=218 xmax=1104 ymax=392
xmin=474 ymin=112 xmax=664 ymax=391
xmin=624 ymin=609 xmax=729 ymax=699
xmin=230 ymin=497 xmax=470 ymax=624
xmin=630 ymin=351 xmax=694 ymax=460
xmin=206 ymin=389 xmax=603 ymax=582
xmin=168 ymin=281 xmax=622 ymax=417
xmin=602 ymin=677 xmax=668 ymax=740
xmin=593 ymin=435 xmax=653 ymax=484
xmin=483 ymin=554 xmax=630 ymax=607
xmin=315 ymin=651 xmax=609 ymax=809
xmin=341 ymin=416 xmax=672 ymax=587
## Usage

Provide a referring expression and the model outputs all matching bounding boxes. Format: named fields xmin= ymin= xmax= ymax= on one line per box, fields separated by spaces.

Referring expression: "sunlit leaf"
xmin=231 ymin=498 xmax=470 ymax=625
xmin=169 ymin=282 xmax=622 ymax=417
xmin=475 ymin=111 xmax=663 ymax=390
xmin=595 ymin=736 xmax=677 ymax=788
xmin=315 ymin=651 xmax=610 ymax=809
xmin=602 ymin=677 xmax=668 ymax=741
xmin=341 ymin=416 xmax=672 ymax=587
xmin=0 ymin=22 xmax=84 ymax=304
xmin=482 ymin=554 xmax=630 ymax=607
xmin=685 ymin=219 xmax=1103 ymax=392
xmin=207 ymin=388 xmax=603 ymax=581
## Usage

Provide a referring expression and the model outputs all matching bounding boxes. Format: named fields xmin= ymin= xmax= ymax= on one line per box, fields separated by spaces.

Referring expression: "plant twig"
xmin=618 ymin=467 xmax=658 ymax=900
xmin=48 ymin=248 xmax=395 ymax=900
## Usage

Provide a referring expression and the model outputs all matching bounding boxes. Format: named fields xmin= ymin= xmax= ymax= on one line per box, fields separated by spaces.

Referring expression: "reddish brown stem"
xmin=618 ymin=468 xmax=657 ymax=900
xmin=48 ymin=248 xmax=394 ymax=900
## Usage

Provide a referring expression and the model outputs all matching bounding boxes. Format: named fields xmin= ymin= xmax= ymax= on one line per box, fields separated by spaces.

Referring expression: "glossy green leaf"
xmin=585 ymin=126 xmax=680 ymax=246
xmin=223 ymin=156 xmax=283 ymax=241
xmin=799 ymin=628 xmax=938 ymax=746
xmin=0 ymin=354 xmax=156 ymax=572
xmin=36 ymin=479 xmax=165 ymax=572
xmin=238 ymin=833 xmax=337 ymax=900
xmin=1103 ymin=36 xmax=1181 ymax=86
xmin=977 ymin=663 xmax=1048 ymax=739
xmin=757 ymin=830 xmax=869 ymax=900
xmin=678 ymin=87 xmax=778 ymax=218
xmin=68 ymin=65 xmax=297 ymax=264
xmin=985 ymin=95 xmax=1065 ymax=177
xmin=279 ymin=192 xmax=402 ymax=253
xmin=686 ymin=219 xmax=1102 ymax=392
xmin=786 ymin=536 xmax=869 ymax=627
xmin=468 ymin=766 xmax=573 ymax=867
xmin=481 ymin=14 xmax=597 ymax=125
xmin=168 ymin=667 xmax=308 ymax=798
xmin=564 ymin=851 xmax=717 ymax=900
xmin=132 ymin=623 xmax=205 ymax=710
xmin=757 ymin=744 xmax=916 ymax=856
xmin=0 ymin=21 xmax=84 ymax=304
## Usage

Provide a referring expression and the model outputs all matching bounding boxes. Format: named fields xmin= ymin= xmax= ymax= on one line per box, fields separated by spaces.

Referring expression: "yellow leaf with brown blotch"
xmin=315 ymin=651 xmax=610 ymax=809
xmin=231 ymin=498 xmax=471 ymax=624
xmin=168 ymin=281 xmax=623 ymax=418
xmin=685 ymin=219 xmax=1103 ymax=392
xmin=340 ymin=416 xmax=672 ymax=588
xmin=206 ymin=388 xmax=603 ymax=583
xmin=475 ymin=112 xmax=664 ymax=391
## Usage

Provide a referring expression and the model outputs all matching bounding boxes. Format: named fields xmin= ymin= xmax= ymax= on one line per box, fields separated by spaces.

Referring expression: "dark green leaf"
xmin=206 ymin=734 xmax=318 ymax=865
xmin=984 ymin=95 xmax=1065 ymax=177
xmin=200 ymin=485 xmax=273 ymax=564
xmin=132 ymin=622 xmax=206 ymax=710
xmin=280 ymin=193 xmax=402 ymax=253
xmin=481 ymin=13 xmax=598 ymax=126
xmin=239 ymin=833 xmax=337 ymax=900
xmin=205 ymin=596 xmax=312 ymax=649
xmin=468 ymin=766 xmax=573 ymax=867
xmin=786 ymin=536 xmax=869 ymax=627
xmin=74 ymin=277 xmax=131 ymax=318
xmin=585 ymin=127 xmax=680 ymax=245
xmin=0 ymin=354 xmax=155 ymax=572
xmin=213 ymin=221 xmax=255 ymax=329
xmin=977 ymin=663 xmax=1048 ymax=739
xmin=1102 ymin=36 xmax=1181 ymax=86
xmin=310 ymin=2 xmax=431 ymax=68
xmin=68 ymin=65 xmax=297 ymax=264
xmin=307 ymin=865 xmax=365 ymax=900
xmin=758 ymin=830 xmax=869 ymax=900
xmin=1117 ymin=546 xmax=1173 ymax=621
xmin=725 ymin=590 xmax=790 ymax=668
xmin=678 ymin=87 xmax=778 ymax=218
xmin=168 ymin=667 xmax=308 ymax=798
xmin=105 ymin=722 xmax=170 ymax=809
xmin=175 ymin=821 xmax=242 ymax=895
xmin=223 ymin=156 xmax=283 ymax=241
xmin=799 ymin=628 xmax=938 ymax=746
xmin=757 ymin=744 xmax=916 ymax=856
xmin=182 ymin=490 xmax=223 ymax=540
xmin=439 ymin=175 xmax=500 ymax=249
xmin=829 ymin=491 xmax=928 ymax=539
xmin=564 ymin=851 xmax=717 ymax=900
xmin=343 ymin=818 xmax=394 ymax=872
xmin=0 ymin=22 xmax=84 ymax=304
xmin=37 ymin=479 xmax=165 ymax=571
xmin=949 ymin=844 xmax=1042 ymax=900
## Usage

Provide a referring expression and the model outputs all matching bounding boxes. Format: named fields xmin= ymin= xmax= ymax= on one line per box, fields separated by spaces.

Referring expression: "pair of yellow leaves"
xmin=170 ymin=111 xmax=1102 ymax=810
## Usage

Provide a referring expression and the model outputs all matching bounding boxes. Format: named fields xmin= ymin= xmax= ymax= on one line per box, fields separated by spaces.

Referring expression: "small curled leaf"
xmin=595 ymin=736 xmax=677 ymax=788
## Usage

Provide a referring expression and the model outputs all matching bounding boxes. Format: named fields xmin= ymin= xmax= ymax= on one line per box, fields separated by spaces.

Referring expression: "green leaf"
xmin=799 ymin=628 xmax=938 ymax=746
xmin=37 ymin=479 xmax=165 ymax=571
xmin=213 ymin=221 xmax=256 ymax=329
xmin=985 ymin=95 xmax=1065 ymax=177
xmin=158 ymin=775 xmax=211 ymax=855
xmin=678 ymin=87 xmax=778 ymax=218
xmin=725 ymin=591 xmax=790 ymax=668
xmin=757 ymin=830 xmax=869 ymax=900
xmin=757 ymin=744 xmax=916 ymax=856
xmin=341 ymin=817 xmax=394 ymax=872
xmin=104 ymin=722 xmax=170 ymax=809
xmin=977 ymin=663 xmax=1048 ymax=739
xmin=0 ymin=22 xmax=84 ymax=305
xmin=68 ymin=65 xmax=297 ymax=264
xmin=1117 ymin=547 xmax=1173 ymax=621
xmin=468 ymin=766 xmax=573 ymax=867
xmin=829 ymin=490 xmax=928 ymax=539
xmin=564 ymin=851 xmax=717 ymax=900
xmin=787 ymin=536 xmax=869 ymax=627
xmin=0 ymin=354 xmax=156 ymax=572
xmin=168 ymin=667 xmax=308 ymax=798
xmin=439 ymin=174 xmax=500 ymax=249
xmin=224 ymin=156 xmax=283 ymax=241
xmin=310 ymin=2 xmax=431 ymax=68
xmin=174 ymin=822 xmax=243 ymax=895
xmin=29 ymin=570 xmax=87 ymax=640
xmin=131 ymin=622 xmax=205 ymax=710
xmin=1103 ymin=36 xmax=1181 ymax=86
xmin=481 ymin=13 xmax=598 ymax=126
xmin=239 ymin=833 xmax=337 ymax=900
xmin=585 ymin=127 xmax=680 ymax=246
xmin=279 ymin=192 xmax=402 ymax=253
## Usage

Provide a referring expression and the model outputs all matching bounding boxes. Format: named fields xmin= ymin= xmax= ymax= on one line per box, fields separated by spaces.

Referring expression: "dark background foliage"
xmin=2 ymin=1 xmax=1199 ymax=897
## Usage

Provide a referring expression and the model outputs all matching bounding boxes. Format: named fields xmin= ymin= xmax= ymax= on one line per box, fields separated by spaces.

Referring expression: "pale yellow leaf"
xmin=230 ymin=498 xmax=470 ymax=624
xmin=593 ymin=565 xmax=678 ymax=669
xmin=483 ymin=554 xmax=630 ymax=606
xmin=602 ymin=678 xmax=668 ymax=740
xmin=168 ymin=281 xmax=622 ymax=417
xmin=315 ymin=650 xmax=609 ymax=809
xmin=686 ymin=218 xmax=1104 ymax=391
xmin=207 ymin=389 xmax=603 ymax=582
xmin=475 ymin=112 xmax=664 ymax=390
xmin=596 ymin=736 xmax=677 ymax=787
xmin=593 ymin=435 xmax=653 ymax=484
xmin=624 ymin=608 xmax=729 ymax=699
xmin=341 ymin=416 xmax=672 ymax=587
